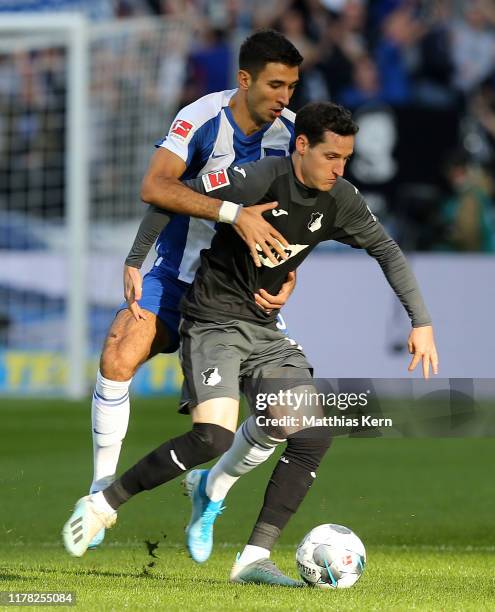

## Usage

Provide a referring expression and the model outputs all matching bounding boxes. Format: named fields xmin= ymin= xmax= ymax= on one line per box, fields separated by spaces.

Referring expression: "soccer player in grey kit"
xmin=64 ymin=102 xmax=438 ymax=585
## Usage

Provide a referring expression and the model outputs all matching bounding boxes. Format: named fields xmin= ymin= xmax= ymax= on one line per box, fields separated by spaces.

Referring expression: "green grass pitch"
xmin=1 ymin=398 xmax=494 ymax=610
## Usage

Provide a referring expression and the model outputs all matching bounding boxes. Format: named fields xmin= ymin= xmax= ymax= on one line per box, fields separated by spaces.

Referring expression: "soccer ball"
xmin=296 ymin=523 xmax=366 ymax=589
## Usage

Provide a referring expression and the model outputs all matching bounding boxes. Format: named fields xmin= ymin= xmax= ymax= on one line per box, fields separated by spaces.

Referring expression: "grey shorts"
xmin=179 ymin=317 xmax=312 ymax=410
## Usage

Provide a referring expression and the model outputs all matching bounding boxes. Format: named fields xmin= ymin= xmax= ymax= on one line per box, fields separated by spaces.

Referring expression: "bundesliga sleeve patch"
xmin=169 ymin=119 xmax=195 ymax=142
xmin=202 ymin=169 xmax=230 ymax=192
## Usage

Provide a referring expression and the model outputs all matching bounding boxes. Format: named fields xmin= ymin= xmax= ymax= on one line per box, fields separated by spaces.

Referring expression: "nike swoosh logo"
xmin=272 ymin=209 xmax=288 ymax=217
xmin=211 ymin=152 xmax=229 ymax=159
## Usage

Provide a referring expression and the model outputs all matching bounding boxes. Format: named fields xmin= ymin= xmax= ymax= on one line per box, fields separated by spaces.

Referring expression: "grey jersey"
xmin=180 ymin=156 xmax=431 ymax=328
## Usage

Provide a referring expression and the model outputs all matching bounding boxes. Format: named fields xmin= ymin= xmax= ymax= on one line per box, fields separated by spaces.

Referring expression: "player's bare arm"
xmin=141 ymin=148 xmax=289 ymax=266
xmin=141 ymin=148 xmax=220 ymax=218
xmin=124 ymin=202 xmax=296 ymax=318
xmin=125 ymin=213 xmax=297 ymax=316
xmin=124 ymin=150 xmax=288 ymax=319
xmin=254 ymin=270 xmax=297 ymax=313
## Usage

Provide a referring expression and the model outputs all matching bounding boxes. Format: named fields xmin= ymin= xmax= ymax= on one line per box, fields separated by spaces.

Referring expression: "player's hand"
xmin=254 ymin=271 xmax=296 ymax=313
xmin=234 ymin=202 xmax=289 ymax=268
xmin=407 ymin=325 xmax=439 ymax=379
xmin=124 ymin=265 xmax=147 ymax=321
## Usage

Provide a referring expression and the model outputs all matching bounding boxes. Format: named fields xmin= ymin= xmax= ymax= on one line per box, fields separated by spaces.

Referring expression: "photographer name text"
xmin=255 ymin=414 xmax=393 ymax=428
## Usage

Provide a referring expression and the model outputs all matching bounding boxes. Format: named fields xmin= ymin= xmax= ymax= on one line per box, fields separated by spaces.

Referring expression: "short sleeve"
xmin=157 ymin=113 xmax=201 ymax=165
xmin=183 ymin=157 xmax=281 ymax=204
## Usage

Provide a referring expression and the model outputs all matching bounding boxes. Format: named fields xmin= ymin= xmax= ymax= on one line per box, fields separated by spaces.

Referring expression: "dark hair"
xmin=295 ymin=102 xmax=359 ymax=146
xmin=239 ymin=29 xmax=303 ymax=79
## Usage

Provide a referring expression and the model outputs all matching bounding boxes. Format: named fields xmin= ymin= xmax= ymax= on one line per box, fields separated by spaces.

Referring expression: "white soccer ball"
xmin=296 ymin=523 xmax=366 ymax=589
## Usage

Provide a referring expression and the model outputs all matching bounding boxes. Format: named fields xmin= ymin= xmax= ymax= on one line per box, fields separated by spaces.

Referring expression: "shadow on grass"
xmin=11 ymin=565 xmax=226 ymax=585
xmin=0 ymin=571 xmax=28 ymax=581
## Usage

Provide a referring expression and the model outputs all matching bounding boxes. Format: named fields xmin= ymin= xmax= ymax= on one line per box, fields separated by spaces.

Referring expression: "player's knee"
xmin=285 ymin=429 xmax=332 ymax=471
xmin=247 ymin=416 xmax=285 ymax=447
xmin=100 ymin=344 xmax=139 ymax=381
xmin=191 ymin=423 xmax=234 ymax=461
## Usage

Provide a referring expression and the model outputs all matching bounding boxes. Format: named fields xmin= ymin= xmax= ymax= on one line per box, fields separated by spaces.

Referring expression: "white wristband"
xmin=218 ymin=200 xmax=241 ymax=224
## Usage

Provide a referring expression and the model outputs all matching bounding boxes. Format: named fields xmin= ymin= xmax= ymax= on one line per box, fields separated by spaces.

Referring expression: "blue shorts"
xmin=119 ymin=268 xmax=190 ymax=353
xmin=118 ymin=266 xmax=290 ymax=355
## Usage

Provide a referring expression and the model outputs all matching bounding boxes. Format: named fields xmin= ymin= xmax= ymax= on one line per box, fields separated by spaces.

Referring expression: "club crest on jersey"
xmin=256 ymin=242 xmax=309 ymax=268
xmin=202 ymin=169 xmax=230 ymax=192
xmin=201 ymin=367 xmax=222 ymax=386
xmin=308 ymin=212 xmax=323 ymax=232
xmin=170 ymin=119 xmax=194 ymax=141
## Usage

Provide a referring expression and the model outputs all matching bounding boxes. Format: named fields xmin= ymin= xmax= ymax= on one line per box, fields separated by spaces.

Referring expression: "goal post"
xmin=0 ymin=13 xmax=90 ymax=398
xmin=0 ymin=13 xmax=190 ymax=398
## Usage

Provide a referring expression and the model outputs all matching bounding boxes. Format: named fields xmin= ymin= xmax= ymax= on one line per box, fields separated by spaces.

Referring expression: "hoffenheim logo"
xmin=308 ymin=212 xmax=323 ymax=232
xmin=201 ymin=367 xmax=221 ymax=386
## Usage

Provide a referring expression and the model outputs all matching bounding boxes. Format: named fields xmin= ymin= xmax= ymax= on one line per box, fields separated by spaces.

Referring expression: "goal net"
xmin=0 ymin=14 xmax=190 ymax=397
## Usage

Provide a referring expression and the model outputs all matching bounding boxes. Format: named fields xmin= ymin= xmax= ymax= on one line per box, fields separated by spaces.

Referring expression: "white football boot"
xmin=62 ymin=495 xmax=117 ymax=557
xmin=230 ymin=553 xmax=305 ymax=587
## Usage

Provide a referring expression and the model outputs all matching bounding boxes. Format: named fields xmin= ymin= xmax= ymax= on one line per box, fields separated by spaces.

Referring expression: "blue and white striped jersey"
xmin=154 ymin=89 xmax=295 ymax=284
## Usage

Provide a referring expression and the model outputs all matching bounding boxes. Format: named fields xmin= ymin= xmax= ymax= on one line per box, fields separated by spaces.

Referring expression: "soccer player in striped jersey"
xmin=88 ymin=30 xmax=303 ymax=572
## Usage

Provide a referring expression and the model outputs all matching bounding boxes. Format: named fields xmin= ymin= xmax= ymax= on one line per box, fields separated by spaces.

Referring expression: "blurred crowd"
xmin=1 ymin=0 xmax=495 ymax=251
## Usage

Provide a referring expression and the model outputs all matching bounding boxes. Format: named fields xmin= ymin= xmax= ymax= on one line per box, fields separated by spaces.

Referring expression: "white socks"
xmin=205 ymin=416 xmax=284 ymax=502
xmin=237 ymin=544 xmax=270 ymax=565
xmin=90 ymin=370 xmax=132 ymax=493
xmin=91 ymin=491 xmax=117 ymax=516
